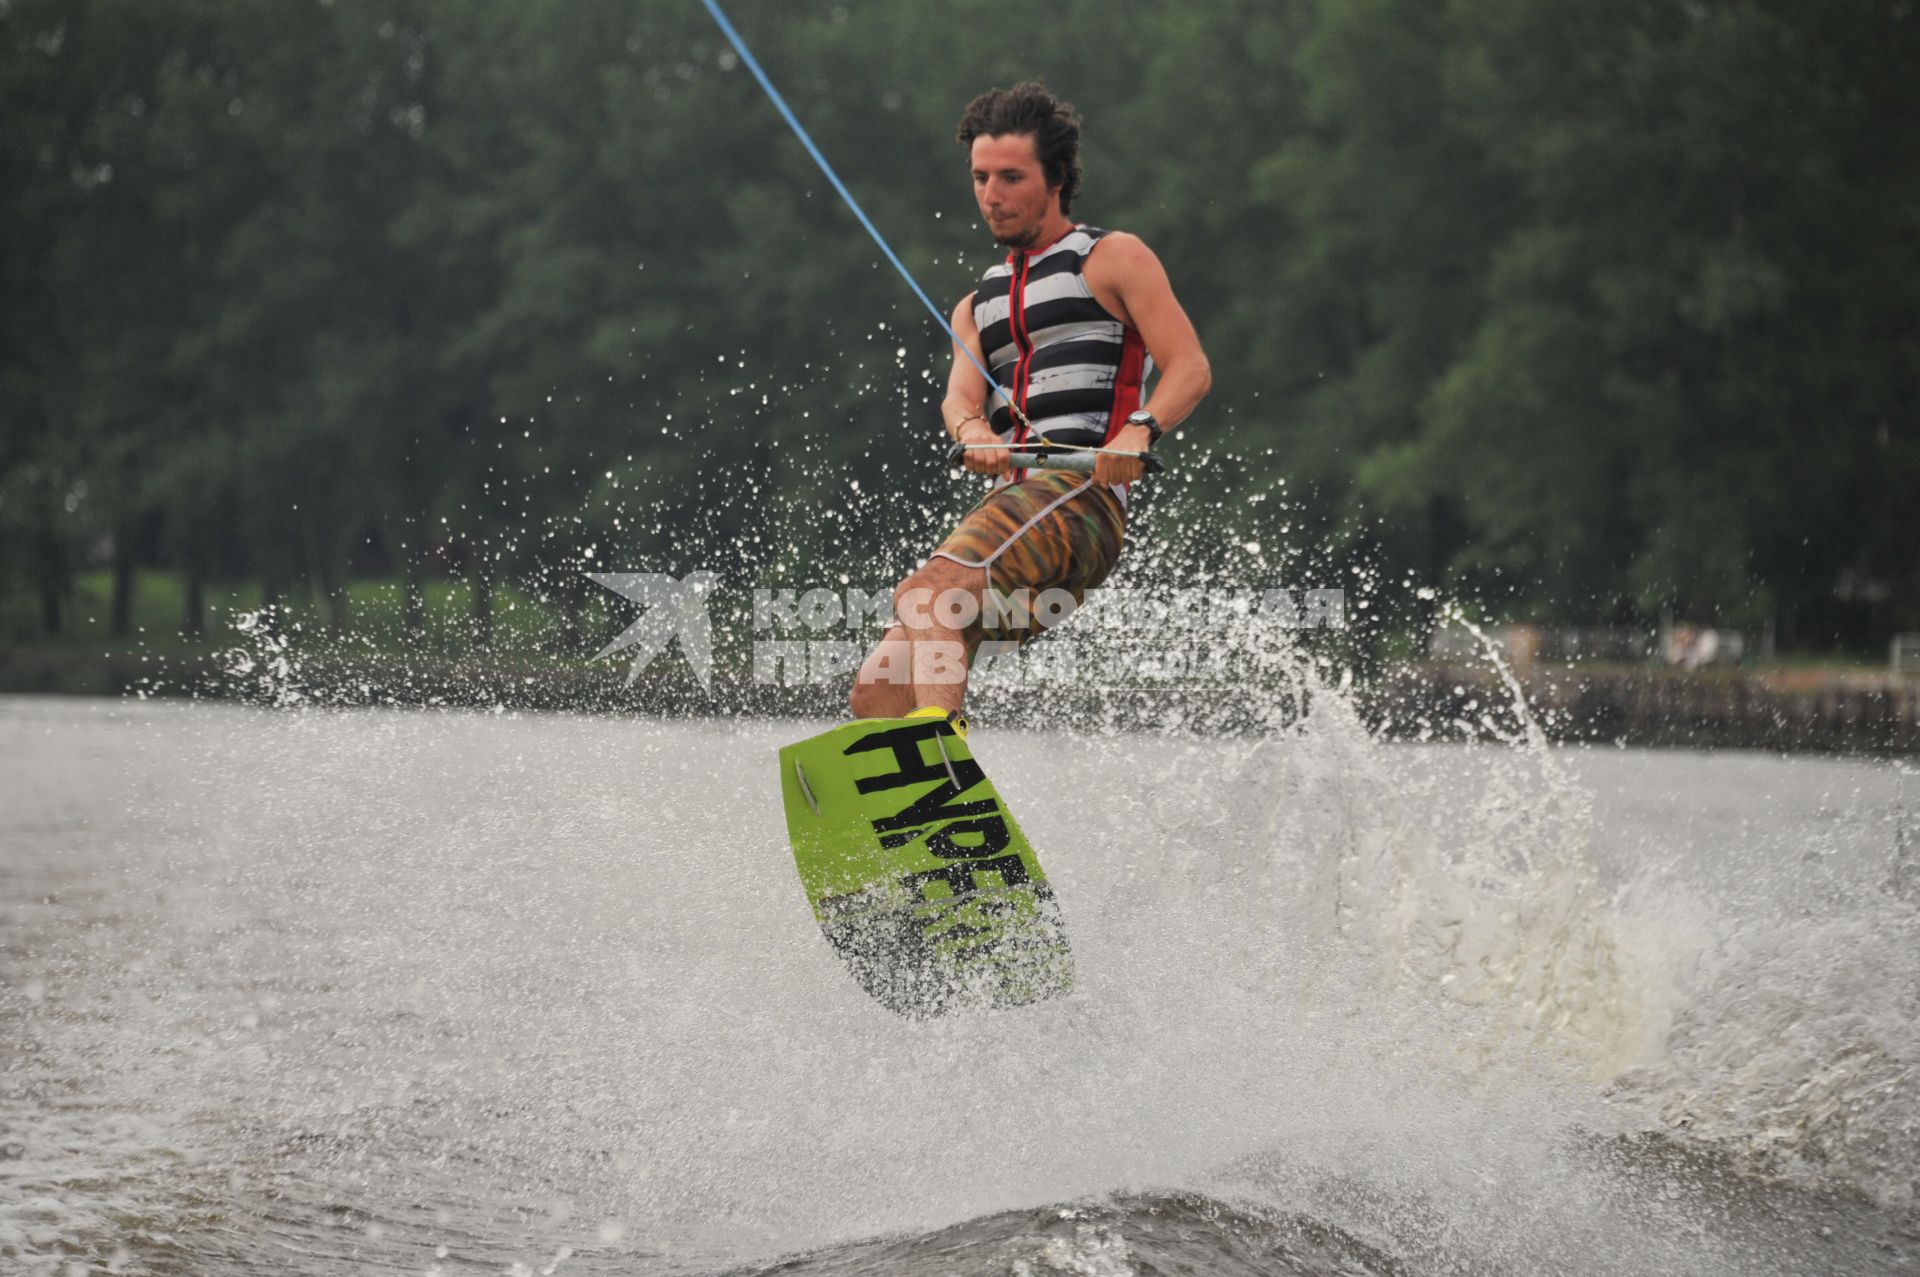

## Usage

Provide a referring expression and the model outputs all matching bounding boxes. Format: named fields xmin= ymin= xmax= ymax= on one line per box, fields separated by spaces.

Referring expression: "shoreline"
xmin=3 ymin=645 xmax=1915 ymax=755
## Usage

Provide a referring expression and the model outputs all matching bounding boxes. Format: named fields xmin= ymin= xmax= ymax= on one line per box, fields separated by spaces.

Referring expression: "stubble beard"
xmin=992 ymin=222 xmax=1039 ymax=250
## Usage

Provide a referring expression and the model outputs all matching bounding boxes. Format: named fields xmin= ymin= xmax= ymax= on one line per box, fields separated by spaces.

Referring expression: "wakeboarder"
xmin=849 ymin=81 xmax=1212 ymax=724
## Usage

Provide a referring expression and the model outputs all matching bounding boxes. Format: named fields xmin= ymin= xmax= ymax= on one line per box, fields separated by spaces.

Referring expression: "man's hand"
xmin=956 ymin=417 xmax=1011 ymax=477
xmin=1093 ymin=423 xmax=1154 ymax=486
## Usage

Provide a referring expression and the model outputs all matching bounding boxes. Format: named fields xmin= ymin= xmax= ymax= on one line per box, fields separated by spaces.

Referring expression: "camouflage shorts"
xmin=926 ymin=472 xmax=1126 ymax=649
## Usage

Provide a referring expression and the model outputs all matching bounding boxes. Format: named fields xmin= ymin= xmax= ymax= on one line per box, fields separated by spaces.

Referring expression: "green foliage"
xmin=1 ymin=0 xmax=1914 ymax=659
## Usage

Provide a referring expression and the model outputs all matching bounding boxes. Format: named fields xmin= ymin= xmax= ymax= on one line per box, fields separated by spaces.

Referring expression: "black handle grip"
xmin=945 ymin=442 xmax=1165 ymax=475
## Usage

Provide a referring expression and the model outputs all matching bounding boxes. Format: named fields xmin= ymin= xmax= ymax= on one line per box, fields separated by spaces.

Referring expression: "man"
xmin=849 ymin=81 xmax=1211 ymax=722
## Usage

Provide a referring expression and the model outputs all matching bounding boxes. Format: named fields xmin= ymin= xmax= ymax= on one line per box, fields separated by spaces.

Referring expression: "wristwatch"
xmin=1126 ymin=409 xmax=1163 ymax=446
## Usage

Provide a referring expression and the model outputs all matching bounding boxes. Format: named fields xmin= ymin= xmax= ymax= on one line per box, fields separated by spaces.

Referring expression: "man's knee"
xmin=895 ymin=559 xmax=986 ymax=633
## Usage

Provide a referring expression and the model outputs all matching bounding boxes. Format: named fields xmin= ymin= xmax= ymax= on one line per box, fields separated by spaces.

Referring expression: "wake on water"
xmin=5 ymin=600 xmax=1918 ymax=1276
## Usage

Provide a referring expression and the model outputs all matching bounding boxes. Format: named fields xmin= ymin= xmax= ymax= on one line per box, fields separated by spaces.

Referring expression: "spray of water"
xmin=10 ymin=329 xmax=1918 ymax=1275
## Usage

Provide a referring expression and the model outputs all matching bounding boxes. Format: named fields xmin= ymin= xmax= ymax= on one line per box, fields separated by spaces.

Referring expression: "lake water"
xmin=2 ymin=694 xmax=1916 ymax=1275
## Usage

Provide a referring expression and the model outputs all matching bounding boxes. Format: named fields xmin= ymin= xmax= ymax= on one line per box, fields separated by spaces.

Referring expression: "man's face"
xmin=970 ymin=133 xmax=1059 ymax=249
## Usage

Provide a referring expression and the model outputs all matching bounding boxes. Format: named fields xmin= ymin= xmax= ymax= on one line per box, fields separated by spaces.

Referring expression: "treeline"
xmin=2 ymin=0 xmax=1915 ymax=654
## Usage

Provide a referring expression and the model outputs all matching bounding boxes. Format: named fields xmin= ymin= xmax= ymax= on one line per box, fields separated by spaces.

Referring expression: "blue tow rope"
xmin=696 ymin=0 xmax=1022 ymax=426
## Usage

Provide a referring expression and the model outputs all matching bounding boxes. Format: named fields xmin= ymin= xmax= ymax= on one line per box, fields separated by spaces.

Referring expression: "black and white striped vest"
xmin=970 ymin=225 xmax=1152 ymax=488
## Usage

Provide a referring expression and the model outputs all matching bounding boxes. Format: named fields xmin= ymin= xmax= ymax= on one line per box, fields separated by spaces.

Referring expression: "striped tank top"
xmin=970 ymin=225 xmax=1152 ymax=490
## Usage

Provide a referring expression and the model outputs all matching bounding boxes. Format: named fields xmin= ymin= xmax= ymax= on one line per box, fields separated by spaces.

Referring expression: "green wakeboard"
xmin=778 ymin=715 xmax=1072 ymax=1017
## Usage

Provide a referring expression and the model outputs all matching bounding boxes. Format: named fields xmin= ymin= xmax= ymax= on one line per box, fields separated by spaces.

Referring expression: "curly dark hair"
xmin=956 ymin=81 xmax=1084 ymax=216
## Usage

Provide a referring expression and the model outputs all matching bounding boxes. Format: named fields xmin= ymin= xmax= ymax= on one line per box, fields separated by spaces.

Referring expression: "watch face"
xmin=1129 ymin=411 xmax=1155 ymax=426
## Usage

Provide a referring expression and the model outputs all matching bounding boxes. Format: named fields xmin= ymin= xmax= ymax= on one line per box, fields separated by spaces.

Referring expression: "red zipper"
xmin=1009 ymin=250 xmax=1034 ymax=479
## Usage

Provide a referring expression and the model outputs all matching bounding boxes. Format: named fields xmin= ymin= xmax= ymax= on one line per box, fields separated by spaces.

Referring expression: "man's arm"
xmin=1084 ymin=233 xmax=1212 ymax=485
xmin=941 ymin=293 xmax=1008 ymax=477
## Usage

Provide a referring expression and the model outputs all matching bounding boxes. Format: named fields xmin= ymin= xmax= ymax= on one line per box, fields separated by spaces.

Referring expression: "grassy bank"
xmin=0 ymin=569 xmax=595 ymax=664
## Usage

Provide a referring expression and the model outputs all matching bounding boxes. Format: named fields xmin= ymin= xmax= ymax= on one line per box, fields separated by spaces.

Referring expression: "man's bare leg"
xmin=848 ymin=557 xmax=986 ymax=719
xmin=848 ymin=626 xmax=914 ymax=719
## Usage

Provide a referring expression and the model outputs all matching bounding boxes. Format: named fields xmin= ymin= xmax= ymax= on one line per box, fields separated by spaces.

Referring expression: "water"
xmin=3 ymin=693 xmax=1916 ymax=1275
